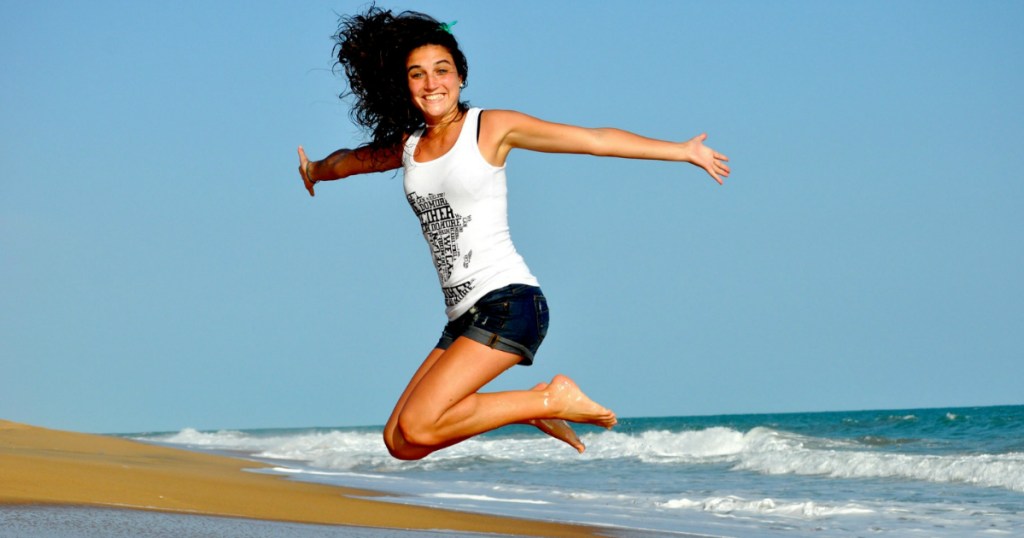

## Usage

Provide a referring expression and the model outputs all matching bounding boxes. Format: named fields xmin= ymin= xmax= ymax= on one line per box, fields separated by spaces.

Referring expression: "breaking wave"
xmin=142 ymin=423 xmax=1024 ymax=492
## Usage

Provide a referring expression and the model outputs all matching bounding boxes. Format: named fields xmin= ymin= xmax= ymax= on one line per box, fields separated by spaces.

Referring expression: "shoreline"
xmin=0 ymin=419 xmax=604 ymax=537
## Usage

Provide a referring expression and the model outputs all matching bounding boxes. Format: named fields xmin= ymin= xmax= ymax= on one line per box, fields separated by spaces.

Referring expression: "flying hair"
xmin=333 ymin=5 xmax=470 ymax=153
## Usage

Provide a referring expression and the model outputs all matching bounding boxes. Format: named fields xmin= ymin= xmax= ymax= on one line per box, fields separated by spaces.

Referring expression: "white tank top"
xmin=403 ymin=108 xmax=539 ymax=320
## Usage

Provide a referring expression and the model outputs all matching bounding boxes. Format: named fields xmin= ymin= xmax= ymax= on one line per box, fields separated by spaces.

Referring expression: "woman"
xmin=297 ymin=8 xmax=730 ymax=461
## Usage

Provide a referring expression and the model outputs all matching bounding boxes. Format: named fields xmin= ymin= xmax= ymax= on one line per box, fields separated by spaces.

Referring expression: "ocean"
xmin=133 ymin=405 xmax=1024 ymax=537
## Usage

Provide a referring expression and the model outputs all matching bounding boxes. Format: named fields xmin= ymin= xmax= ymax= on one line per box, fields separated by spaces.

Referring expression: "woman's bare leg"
xmin=385 ymin=354 xmax=585 ymax=457
xmin=389 ymin=337 xmax=615 ymax=458
xmin=383 ymin=347 xmax=446 ymax=460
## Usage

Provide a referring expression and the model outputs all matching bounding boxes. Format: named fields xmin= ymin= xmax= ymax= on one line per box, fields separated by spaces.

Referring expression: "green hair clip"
xmin=439 ymin=20 xmax=458 ymax=34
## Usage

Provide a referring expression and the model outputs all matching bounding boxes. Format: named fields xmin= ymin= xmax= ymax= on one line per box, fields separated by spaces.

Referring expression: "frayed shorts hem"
xmin=457 ymin=325 xmax=536 ymax=366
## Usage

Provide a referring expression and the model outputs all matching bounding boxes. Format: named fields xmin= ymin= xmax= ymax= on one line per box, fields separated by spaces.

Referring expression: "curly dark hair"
xmin=333 ymin=6 xmax=470 ymax=151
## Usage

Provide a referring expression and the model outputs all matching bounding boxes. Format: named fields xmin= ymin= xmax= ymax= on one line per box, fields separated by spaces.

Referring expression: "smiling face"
xmin=406 ymin=44 xmax=463 ymax=124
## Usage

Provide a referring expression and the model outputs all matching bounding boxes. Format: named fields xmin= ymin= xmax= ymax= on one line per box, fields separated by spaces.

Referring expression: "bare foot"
xmin=546 ymin=374 xmax=618 ymax=429
xmin=526 ymin=383 xmax=585 ymax=453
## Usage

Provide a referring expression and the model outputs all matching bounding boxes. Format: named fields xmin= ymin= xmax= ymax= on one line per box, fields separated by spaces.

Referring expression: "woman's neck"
xmin=423 ymin=107 xmax=465 ymax=138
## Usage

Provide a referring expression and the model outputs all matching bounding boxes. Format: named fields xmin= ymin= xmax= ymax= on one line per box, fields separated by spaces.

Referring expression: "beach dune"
xmin=0 ymin=420 xmax=598 ymax=537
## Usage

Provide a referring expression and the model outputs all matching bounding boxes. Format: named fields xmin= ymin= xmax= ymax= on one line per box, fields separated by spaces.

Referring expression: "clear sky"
xmin=2 ymin=1 xmax=1022 ymax=434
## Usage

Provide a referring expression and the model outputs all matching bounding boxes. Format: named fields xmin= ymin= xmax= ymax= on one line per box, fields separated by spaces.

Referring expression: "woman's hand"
xmin=297 ymin=145 xmax=316 ymax=197
xmin=683 ymin=133 xmax=730 ymax=185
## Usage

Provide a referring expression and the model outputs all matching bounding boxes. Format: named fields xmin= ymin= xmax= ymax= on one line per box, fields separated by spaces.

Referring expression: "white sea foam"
xmin=146 ymin=424 xmax=1024 ymax=493
xmin=582 ymin=427 xmax=746 ymax=463
xmin=157 ymin=428 xmax=256 ymax=447
xmin=576 ymin=427 xmax=1024 ymax=492
xmin=153 ymin=428 xmax=405 ymax=471
xmin=731 ymin=427 xmax=1024 ymax=492
xmin=268 ymin=466 xmax=399 ymax=482
xmin=659 ymin=495 xmax=874 ymax=518
xmin=425 ymin=493 xmax=549 ymax=505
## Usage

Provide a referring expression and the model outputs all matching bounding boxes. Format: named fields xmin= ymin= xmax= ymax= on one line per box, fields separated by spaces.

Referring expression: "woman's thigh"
xmin=401 ymin=337 xmax=522 ymax=420
xmin=383 ymin=347 xmax=445 ymax=440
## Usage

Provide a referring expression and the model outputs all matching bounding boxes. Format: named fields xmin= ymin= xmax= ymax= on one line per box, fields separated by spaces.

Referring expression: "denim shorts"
xmin=435 ymin=284 xmax=549 ymax=366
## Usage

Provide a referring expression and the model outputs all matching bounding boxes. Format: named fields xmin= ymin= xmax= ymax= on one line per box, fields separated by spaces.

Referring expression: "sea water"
xmin=133 ymin=405 xmax=1024 ymax=537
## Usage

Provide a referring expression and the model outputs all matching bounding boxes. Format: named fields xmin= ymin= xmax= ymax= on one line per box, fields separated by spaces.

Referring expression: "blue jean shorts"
xmin=435 ymin=284 xmax=549 ymax=366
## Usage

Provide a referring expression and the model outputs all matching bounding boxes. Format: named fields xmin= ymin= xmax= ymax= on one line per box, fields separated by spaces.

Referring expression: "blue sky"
xmin=2 ymin=1 xmax=1022 ymax=434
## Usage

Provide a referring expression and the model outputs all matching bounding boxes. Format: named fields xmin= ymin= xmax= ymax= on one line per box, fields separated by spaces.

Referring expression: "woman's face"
xmin=406 ymin=44 xmax=463 ymax=123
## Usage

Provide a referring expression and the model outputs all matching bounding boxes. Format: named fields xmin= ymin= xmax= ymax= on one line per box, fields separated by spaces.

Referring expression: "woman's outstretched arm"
xmin=297 ymin=145 xmax=403 ymax=196
xmin=481 ymin=110 xmax=731 ymax=184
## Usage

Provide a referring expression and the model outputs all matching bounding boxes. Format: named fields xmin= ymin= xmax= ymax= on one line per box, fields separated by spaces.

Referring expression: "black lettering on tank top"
xmin=406 ymin=192 xmax=473 ymax=293
xmin=442 ymin=281 xmax=474 ymax=307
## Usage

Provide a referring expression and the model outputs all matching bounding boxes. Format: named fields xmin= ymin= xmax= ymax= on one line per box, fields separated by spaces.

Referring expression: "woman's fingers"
xmin=298 ymin=146 xmax=315 ymax=197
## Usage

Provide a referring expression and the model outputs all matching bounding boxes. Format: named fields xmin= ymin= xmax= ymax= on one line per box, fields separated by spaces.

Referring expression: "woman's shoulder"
xmin=478 ymin=109 xmax=549 ymax=140
xmin=474 ymin=109 xmax=535 ymax=166
xmin=476 ymin=108 xmax=532 ymax=131
xmin=475 ymin=108 xmax=525 ymax=119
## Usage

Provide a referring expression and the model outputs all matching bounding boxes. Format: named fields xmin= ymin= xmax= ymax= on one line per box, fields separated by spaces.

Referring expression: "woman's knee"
xmin=383 ymin=424 xmax=431 ymax=460
xmin=397 ymin=412 xmax=443 ymax=448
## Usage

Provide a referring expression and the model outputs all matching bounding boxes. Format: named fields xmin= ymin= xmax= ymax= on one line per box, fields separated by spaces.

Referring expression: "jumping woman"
xmin=297 ymin=7 xmax=730 ymax=460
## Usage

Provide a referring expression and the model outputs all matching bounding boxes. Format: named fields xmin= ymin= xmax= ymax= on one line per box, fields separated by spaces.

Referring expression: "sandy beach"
xmin=0 ymin=420 xmax=604 ymax=537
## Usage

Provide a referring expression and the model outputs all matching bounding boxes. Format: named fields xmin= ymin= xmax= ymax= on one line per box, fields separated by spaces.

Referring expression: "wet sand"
xmin=0 ymin=420 xmax=604 ymax=537
xmin=0 ymin=504 xmax=522 ymax=538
